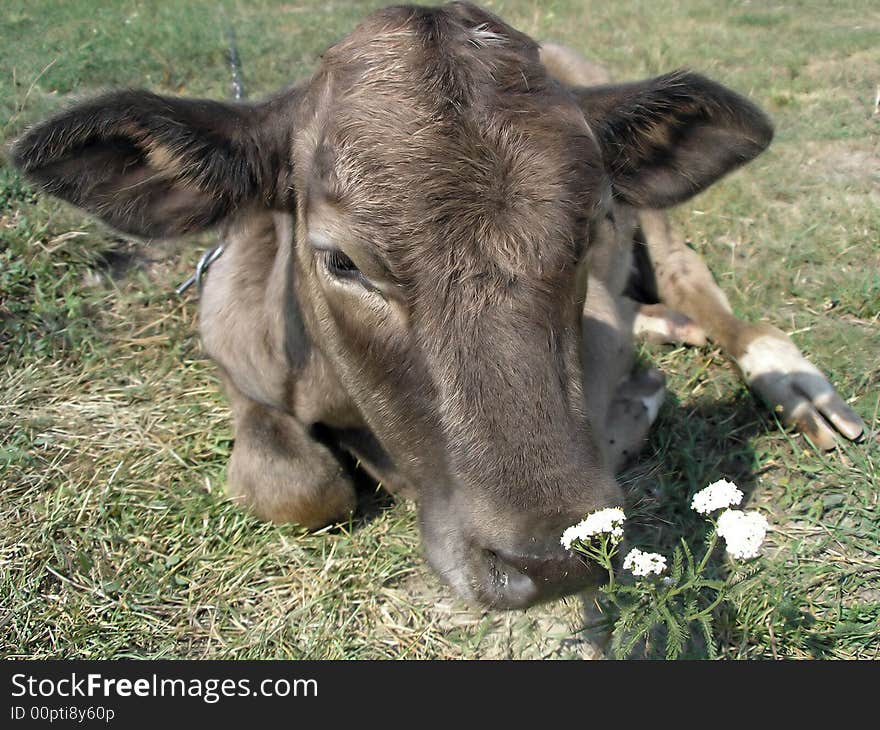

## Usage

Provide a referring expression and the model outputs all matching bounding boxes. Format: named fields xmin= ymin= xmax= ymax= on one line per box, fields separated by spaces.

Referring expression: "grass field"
xmin=1 ymin=0 xmax=878 ymax=659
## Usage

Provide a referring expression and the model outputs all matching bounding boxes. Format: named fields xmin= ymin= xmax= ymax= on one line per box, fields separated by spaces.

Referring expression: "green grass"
xmin=1 ymin=0 xmax=878 ymax=659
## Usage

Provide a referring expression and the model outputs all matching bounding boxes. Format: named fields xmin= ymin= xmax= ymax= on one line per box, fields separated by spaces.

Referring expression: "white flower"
xmin=716 ymin=509 xmax=769 ymax=560
xmin=623 ymin=548 xmax=667 ymax=577
xmin=561 ymin=507 xmax=626 ymax=548
xmin=691 ymin=479 xmax=744 ymax=515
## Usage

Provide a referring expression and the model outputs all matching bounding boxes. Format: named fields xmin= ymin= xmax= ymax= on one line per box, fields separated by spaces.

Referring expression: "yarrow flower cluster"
xmin=560 ymin=507 xmax=626 ymax=549
xmin=690 ymin=479 xmax=744 ymax=515
xmin=716 ymin=508 xmax=769 ymax=560
xmin=623 ymin=548 xmax=667 ymax=577
xmin=558 ymin=478 xmax=771 ymax=658
xmin=561 ymin=479 xmax=767 ymax=566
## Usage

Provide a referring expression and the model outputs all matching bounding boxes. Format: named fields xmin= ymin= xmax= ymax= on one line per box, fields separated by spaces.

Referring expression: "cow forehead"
xmin=303 ymin=9 xmax=606 ymax=281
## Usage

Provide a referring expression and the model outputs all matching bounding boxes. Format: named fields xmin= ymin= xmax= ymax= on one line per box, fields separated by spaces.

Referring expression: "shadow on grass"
xmin=624 ymin=389 xmax=768 ymax=542
xmin=589 ymin=389 xmax=773 ymax=659
xmin=350 ymin=465 xmax=398 ymax=526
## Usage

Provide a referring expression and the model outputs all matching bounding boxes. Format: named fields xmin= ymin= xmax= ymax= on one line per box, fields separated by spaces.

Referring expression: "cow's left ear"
xmin=573 ymin=71 xmax=773 ymax=208
xmin=10 ymin=89 xmax=299 ymax=239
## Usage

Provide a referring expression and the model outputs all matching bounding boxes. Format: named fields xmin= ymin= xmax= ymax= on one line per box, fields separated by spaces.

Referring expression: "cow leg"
xmin=223 ymin=378 xmax=356 ymax=529
xmin=604 ymin=368 xmax=666 ymax=472
xmin=581 ymin=278 xmax=666 ymax=471
xmin=581 ymin=276 xmax=635 ymax=434
xmin=637 ymin=209 xmax=865 ymax=448
xmin=539 ymin=43 xmax=611 ymax=87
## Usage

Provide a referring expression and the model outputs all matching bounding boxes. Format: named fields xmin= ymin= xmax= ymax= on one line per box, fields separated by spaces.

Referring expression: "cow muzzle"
xmin=420 ymin=491 xmax=620 ymax=609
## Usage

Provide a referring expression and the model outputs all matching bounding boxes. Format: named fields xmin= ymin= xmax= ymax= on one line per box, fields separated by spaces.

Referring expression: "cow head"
xmin=11 ymin=2 xmax=772 ymax=607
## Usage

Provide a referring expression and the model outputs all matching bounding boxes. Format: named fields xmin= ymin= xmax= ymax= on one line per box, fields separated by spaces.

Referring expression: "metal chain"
xmin=176 ymin=22 xmax=244 ymax=298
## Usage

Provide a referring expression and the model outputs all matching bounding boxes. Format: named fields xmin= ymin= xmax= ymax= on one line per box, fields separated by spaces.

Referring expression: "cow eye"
xmin=322 ymin=249 xmax=362 ymax=280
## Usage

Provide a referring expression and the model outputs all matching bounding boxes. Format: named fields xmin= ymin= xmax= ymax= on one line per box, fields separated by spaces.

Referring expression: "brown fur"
xmin=10 ymin=2 xmax=863 ymax=608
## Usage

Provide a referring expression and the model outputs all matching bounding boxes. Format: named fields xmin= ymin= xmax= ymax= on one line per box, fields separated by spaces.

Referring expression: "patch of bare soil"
xmin=394 ymin=565 xmax=607 ymax=659
xmin=802 ymin=141 xmax=880 ymax=186
xmin=803 ymin=48 xmax=880 ymax=82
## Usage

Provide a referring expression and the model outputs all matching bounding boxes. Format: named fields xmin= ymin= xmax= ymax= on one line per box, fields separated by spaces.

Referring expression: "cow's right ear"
xmin=10 ymin=89 xmax=298 ymax=238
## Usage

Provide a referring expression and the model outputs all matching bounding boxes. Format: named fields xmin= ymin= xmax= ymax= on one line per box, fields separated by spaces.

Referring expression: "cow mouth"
xmin=419 ymin=498 xmax=609 ymax=609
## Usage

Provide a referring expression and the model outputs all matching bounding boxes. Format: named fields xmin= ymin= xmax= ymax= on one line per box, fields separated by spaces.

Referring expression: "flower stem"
xmin=697 ymin=527 xmax=719 ymax=574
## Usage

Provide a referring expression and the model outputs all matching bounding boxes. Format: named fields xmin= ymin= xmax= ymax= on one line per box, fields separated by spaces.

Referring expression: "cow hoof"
xmin=616 ymin=367 xmax=667 ymax=426
xmin=736 ymin=330 xmax=865 ymax=449
xmin=606 ymin=368 xmax=666 ymax=471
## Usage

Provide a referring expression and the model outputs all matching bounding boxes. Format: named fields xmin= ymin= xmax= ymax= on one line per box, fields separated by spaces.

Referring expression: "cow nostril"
xmin=469 ymin=543 xmax=603 ymax=609
xmin=482 ymin=549 xmax=539 ymax=604
xmin=489 ymin=548 xmax=531 ymax=579
xmin=488 ymin=545 xmax=588 ymax=586
xmin=484 ymin=550 xmax=512 ymax=588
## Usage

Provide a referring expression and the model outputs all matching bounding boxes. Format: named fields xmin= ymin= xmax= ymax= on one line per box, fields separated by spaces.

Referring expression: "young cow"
xmin=12 ymin=2 xmax=864 ymax=608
